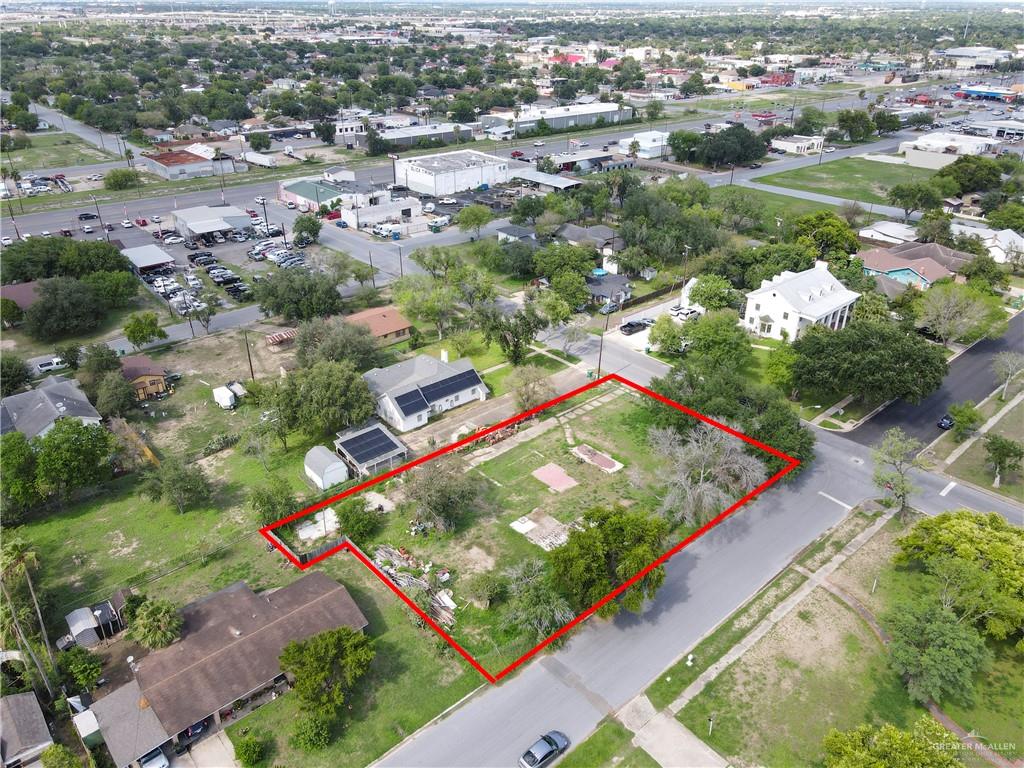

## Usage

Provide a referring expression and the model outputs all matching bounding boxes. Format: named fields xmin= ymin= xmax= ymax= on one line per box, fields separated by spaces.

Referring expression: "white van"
xmin=372 ymin=223 xmax=397 ymax=238
xmin=432 ymin=215 xmax=451 ymax=228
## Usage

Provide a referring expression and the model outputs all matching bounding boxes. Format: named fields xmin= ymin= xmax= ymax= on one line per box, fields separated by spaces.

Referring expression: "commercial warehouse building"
xmin=897 ymin=132 xmax=1001 ymax=169
xmin=393 ymin=150 xmax=510 ymax=196
xmin=171 ymin=205 xmax=252 ymax=239
xmin=369 ymin=122 xmax=476 ymax=148
xmin=480 ymin=102 xmax=633 ymax=135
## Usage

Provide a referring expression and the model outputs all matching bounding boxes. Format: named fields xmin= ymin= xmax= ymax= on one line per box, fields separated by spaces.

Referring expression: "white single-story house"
xmin=304 ymin=445 xmax=349 ymax=491
xmin=770 ymin=135 xmax=824 ymax=155
xmin=362 ymin=354 xmax=487 ymax=432
xmin=743 ymin=261 xmax=860 ymax=340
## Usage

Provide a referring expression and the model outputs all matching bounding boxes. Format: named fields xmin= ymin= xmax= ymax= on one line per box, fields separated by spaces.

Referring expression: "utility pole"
xmin=367 ymin=250 xmax=377 ymax=288
xmin=595 ymin=310 xmax=611 ymax=378
xmin=90 ymin=195 xmax=110 ymax=242
xmin=242 ymin=327 xmax=255 ymax=381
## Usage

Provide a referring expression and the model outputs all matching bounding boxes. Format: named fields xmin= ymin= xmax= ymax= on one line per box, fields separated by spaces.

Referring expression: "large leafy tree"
xmin=292 ymin=213 xmax=323 ymax=243
xmin=895 ymin=510 xmax=1024 ymax=648
xmin=791 ymin=322 xmax=946 ymax=405
xmin=0 ymin=433 xmax=42 ymax=518
xmin=984 ymin=434 xmax=1024 ymax=490
xmin=792 ymin=211 xmax=859 ymax=257
xmin=551 ymin=505 xmax=667 ymax=618
xmin=253 ymin=270 xmax=344 ymax=323
xmin=681 ymin=309 xmax=752 ymax=372
xmin=482 ymin=305 xmax=547 ymax=365
xmin=0 ymin=355 xmax=31 ymax=397
xmin=123 ymin=312 xmax=168 ymax=352
xmin=141 ymin=456 xmax=211 ymax=514
xmin=886 ymin=182 xmax=942 ymax=221
xmin=392 ymin=275 xmax=459 ymax=339
xmin=822 ymin=716 xmax=962 ymax=768
xmin=33 ymin=420 xmax=116 ymax=500
xmin=279 ymin=627 xmax=375 ymax=720
xmin=455 ymin=204 xmax=493 ymax=239
xmin=501 ymin=560 xmax=575 ymax=642
xmin=886 ymin=600 xmax=990 ymax=705
xmin=835 ymin=109 xmax=875 ymax=141
xmin=96 ymin=370 xmax=137 ymax=417
xmin=23 ymin=278 xmax=105 ymax=341
xmin=295 ymin=317 xmax=382 ymax=370
xmin=291 ymin=360 xmax=375 ymax=436
xmin=916 ymin=282 xmax=1007 ymax=347
xmin=687 ymin=274 xmax=735 ymax=311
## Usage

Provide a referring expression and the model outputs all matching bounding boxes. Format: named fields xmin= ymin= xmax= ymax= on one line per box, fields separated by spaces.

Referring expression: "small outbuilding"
xmin=304 ymin=446 xmax=349 ymax=491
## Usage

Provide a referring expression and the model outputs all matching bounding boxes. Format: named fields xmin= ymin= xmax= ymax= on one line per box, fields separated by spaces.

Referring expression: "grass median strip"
xmin=645 ymin=567 xmax=807 ymax=710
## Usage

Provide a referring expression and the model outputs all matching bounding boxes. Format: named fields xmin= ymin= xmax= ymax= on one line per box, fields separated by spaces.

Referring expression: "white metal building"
xmin=171 ymin=205 xmax=251 ymax=239
xmin=479 ymin=102 xmax=633 ymax=133
xmin=771 ymin=135 xmax=824 ymax=155
xmin=393 ymin=150 xmax=510 ymax=196
xmin=618 ymin=130 xmax=670 ymax=159
xmin=304 ymin=445 xmax=349 ymax=491
xmin=897 ymin=132 xmax=1001 ymax=169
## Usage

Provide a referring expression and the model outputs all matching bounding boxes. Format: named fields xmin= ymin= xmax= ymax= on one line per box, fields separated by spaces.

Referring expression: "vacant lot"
xmin=757 ymin=158 xmax=935 ymax=205
xmin=947 ymin=399 xmax=1024 ymax=503
xmin=677 ymin=586 xmax=921 ymax=767
xmin=0 ymin=289 xmax=170 ymax=360
xmin=5 ymin=132 xmax=116 ymax=169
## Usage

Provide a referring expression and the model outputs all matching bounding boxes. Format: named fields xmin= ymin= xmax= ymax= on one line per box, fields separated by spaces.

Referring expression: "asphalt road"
xmin=846 ymin=312 xmax=1024 ymax=446
xmin=377 ymin=424 xmax=1021 ymax=768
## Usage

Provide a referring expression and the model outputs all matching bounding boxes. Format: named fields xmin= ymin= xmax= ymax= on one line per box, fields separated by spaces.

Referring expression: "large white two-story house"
xmin=743 ymin=261 xmax=860 ymax=340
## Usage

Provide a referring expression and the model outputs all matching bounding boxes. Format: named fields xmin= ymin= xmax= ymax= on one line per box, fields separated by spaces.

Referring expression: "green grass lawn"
xmin=757 ymin=158 xmax=936 ymax=205
xmin=4 ymin=132 xmax=116 ymax=169
xmin=4 ymin=289 xmax=173 ymax=360
xmin=416 ymin=330 xmax=508 ymax=373
xmin=482 ymin=353 xmax=568 ymax=397
xmin=678 ymin=586 xmax=924 ymax=767
xmin=947 ymin=399 xmax=1024 ymax=502
xmin=708 ymin=186 xmax=865 ymax=234
xmin=560 ymin=719 xmax=658 ymax=768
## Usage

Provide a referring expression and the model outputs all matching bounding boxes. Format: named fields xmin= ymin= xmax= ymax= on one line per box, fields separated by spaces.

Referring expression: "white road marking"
xmin=939 ymin=481 xmax=957 ymax=497
xmin=818 ymin=491 xmax=853 ymax=510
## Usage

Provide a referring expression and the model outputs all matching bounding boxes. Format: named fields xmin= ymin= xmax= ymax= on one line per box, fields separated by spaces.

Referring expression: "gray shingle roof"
xmin=1 ymin=376 xmax=101 ymax=440
xmin=362 ymin=355 xmax=483 ymax=414
xmin=90 ymin=680 xmax=169 ymax=768
xmin=1 ymin=692 xmax=52 ymax=766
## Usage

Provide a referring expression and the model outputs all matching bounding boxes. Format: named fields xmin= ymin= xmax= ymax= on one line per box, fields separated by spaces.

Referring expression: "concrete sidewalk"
xmin=618 ymin=695 xmax=729 ymax=768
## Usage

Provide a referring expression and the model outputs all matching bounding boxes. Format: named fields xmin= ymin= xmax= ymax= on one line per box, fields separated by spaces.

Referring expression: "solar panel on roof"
xmin=394 ymin=389 xmax=428 ymax=417
xmin=419 ymin=369 xmax=482 ymax=404
xmin=340 ymin=426 xmax=404 ymax=465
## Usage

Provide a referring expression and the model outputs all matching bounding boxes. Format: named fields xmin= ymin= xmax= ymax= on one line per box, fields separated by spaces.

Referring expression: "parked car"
xmin=163 ymin=236 xmax=185 ymax=245
xmin=823 ymin=146 xmax=837 ymax=153
xmin=598 ymin=302 xmax=620 ymax=315
xmin=423 ymin=203 xmax=436 ymax=213
xmin=121 ymin=219 xmax=134 ymax=228
xmin=104 ymin=223 xmax=114 ymax=232
xmin=81 ymin=225 xmax=94 ymax=234
xmin=37 ymin=358 xmax=68 ymax=373
xmin=184 ymin=240 xmax=199 ymax=250
xmin=670 ymin=306 xmax=700 ymax=320
xmin=286 ymin=201 xmax=296 ymax=209
xmin=620 ymin=321 xmax=647 ymax=336
xmin=135 ymin=218 xmax=148 ymax=226
xmin=254 ymin=195 xmax=266 ymax=204
xmin=519 ymin=731 xmax=570 ymax=768
xmin=746 ymin=162 xmax=762 ymax=169
xmin=0 ymin=236 xmax=12 ymax=247
xmin=246 ymin=208 xmax=258 ymax=217
xmin=533 ymin=140 xmax=545 ymax=147
xmin=438 ymin=198 xmax=458 ymax=205
xmin=937 ymin=414 xmax=955 ymax=430
xmin=151 ymin=215 xmax=162 ymax=223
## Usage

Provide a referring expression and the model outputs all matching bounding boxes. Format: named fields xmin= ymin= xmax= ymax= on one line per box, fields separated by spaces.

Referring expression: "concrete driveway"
xmin=169 ymin=732 xmax=238 ymax=768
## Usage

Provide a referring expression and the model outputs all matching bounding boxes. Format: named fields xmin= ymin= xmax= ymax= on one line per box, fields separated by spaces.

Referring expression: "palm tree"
xmin=1 ymin=538 xmax=54 ymax=668
xmin=0 ymin=577 xmax=53 ymax=697
xmin=9 ymin=168 xmax=24 ymax=213
xmin=124 ymin=148 xmax=135 ymax=168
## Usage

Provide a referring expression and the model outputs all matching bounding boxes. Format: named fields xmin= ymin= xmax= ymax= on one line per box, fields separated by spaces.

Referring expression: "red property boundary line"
xmin=259 ymin=373 xmax=800 ymax=684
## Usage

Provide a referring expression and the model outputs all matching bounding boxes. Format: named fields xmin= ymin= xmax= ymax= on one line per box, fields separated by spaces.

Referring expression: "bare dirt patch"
xmin=108 ymin=530 xmax=141 ymax=558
